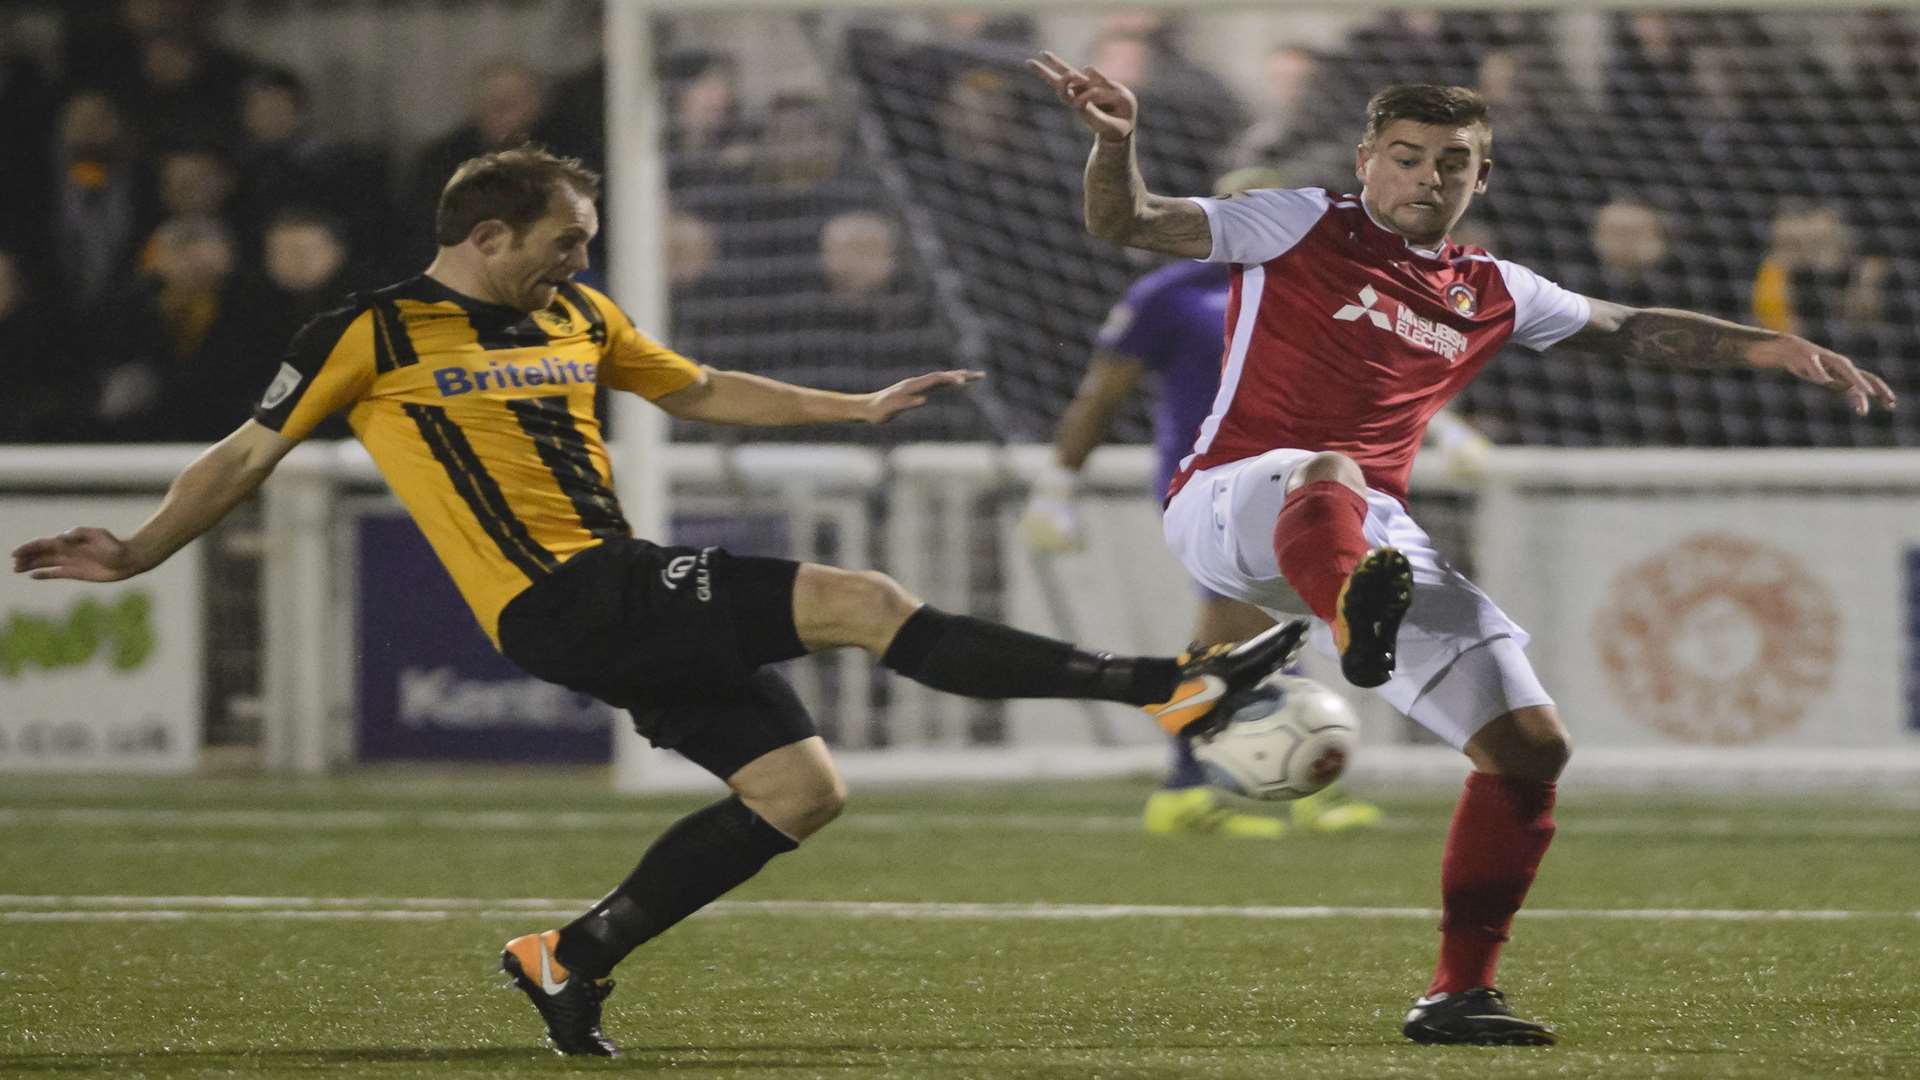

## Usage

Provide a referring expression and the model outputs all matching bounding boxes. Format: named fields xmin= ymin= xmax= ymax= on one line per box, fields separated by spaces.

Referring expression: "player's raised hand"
xmin=1027 ymin=51 xmax=1137 ymax=143
xmin=861 ymin=369 xmax=985 ymax=423
xmin=1747 ymin=335 xmax=1898 ymax=416
xmin=11 ymin=527 xmax=140 ymax=582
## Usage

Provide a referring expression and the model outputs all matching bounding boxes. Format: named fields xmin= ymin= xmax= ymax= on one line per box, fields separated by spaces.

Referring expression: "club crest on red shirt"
xmin=1444 ymin=282 xmax=1478 ymax=317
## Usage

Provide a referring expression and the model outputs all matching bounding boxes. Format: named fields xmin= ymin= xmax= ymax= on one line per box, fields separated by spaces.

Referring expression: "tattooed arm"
xmin=1558 ymin=299 xmax=1897 ymax=416
xmin=1082 ymin=134 xmax=1212 ymax=257
xmin=1029 ymin=50 xmax=1212 ymax=258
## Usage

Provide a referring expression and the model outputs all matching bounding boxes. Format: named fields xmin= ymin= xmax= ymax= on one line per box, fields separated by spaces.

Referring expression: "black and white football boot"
xmin=1402 ymin=987 xmax=1556 ymax=1046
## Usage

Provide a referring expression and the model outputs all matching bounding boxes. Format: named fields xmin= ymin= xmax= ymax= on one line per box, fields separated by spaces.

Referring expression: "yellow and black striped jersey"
xmin=254 ymin=275 xmax=701 ymax=643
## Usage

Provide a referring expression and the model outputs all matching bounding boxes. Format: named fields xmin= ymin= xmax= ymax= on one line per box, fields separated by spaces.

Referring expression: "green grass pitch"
xmin=3 ymin=770 xmax=1918 ymax=1078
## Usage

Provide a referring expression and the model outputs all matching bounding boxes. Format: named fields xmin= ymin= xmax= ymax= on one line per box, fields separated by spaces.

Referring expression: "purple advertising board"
xmin=354 ymin=511 xmax=790 ymax=763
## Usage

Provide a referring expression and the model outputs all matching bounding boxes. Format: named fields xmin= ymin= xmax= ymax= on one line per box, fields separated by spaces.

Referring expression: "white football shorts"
xmin=1162 ymin=448 xmax=1553 ymax=750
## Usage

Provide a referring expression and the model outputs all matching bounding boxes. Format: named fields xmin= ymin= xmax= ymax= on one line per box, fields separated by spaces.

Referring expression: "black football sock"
xmin=554 ymin=795 xmax=798 ymax=978
xmin=880 ymin=605 xmax=1181 ymax=704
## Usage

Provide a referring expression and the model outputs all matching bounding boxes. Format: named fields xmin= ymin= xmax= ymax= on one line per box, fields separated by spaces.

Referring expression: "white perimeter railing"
xmin=5 ymin=443 xmax=1920 ymax=792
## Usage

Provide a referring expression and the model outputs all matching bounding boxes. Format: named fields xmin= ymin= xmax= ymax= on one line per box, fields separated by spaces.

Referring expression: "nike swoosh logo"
xmin=1151 ymin=675 xmax=1225 ymax=717
xmin=537 ymin=940 xmax=568 ymax=995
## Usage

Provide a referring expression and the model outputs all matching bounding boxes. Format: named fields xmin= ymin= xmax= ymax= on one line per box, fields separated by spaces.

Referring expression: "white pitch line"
xmin=3 ymin=807 xmax=1918 ymax=838
xmin=0 ymin=896 xmax=1914 ymax=924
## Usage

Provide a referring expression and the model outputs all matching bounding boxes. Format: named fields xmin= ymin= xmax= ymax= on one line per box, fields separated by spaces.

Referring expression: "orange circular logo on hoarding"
xmin=1593 ymin=533 xmax=1837 ymax=745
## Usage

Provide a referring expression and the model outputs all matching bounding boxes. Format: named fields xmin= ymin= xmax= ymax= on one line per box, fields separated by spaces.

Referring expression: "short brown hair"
xmin=1363 ymin=84 xmax=1492 ymax=154
xmin=433 ymin=144 xmax=601 ymax=247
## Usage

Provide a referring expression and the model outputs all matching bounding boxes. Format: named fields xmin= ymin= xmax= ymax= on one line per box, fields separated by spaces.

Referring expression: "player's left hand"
xmin=1749 ymin=335 xmax=1897 ymax=416
xmin=860 ymin=370 xmax=984 ymax=423
xmin=1018 ymin=465 xmax=1086 ymax=554
xmin=11 ymin=527 xmax=140 ymax=582
xmin=1422 ymin=410 xmax=1493 ymax=483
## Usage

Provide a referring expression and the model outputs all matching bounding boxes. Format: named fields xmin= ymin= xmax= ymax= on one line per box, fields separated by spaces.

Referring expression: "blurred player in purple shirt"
xmin=1020 ymin=168 xmax=1387 ymax=838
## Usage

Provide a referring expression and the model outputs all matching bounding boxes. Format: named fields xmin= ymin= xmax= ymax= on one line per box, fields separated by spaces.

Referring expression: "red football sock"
xmin=1428 ymin=771 xmax=1558 ymax=996
xmin=1273 ymin=481 xmax=1372 ymax=621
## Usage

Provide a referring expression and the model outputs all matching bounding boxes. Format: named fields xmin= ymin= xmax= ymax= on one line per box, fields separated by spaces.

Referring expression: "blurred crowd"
xmin=853 ymin=8 xmax=1919 ymax=445
xmin=3 ymin=3 xmax=398 ymax=441
xmin=2 ymin=3 xmax=1915 ymax=447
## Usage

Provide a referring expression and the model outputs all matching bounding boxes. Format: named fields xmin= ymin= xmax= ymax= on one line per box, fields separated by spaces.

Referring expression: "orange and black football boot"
xmin=500 ymin=930 xmax=618 ymax=1057
xmin=1145 ymin=619 xmax=1309 ymax=739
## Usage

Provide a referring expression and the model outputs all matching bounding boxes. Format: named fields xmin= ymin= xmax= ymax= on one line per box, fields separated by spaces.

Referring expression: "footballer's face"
xmin=1356 ymin=119 xmax=1491 ymax=247
xmin=482 ymin=186 xmax=597 ymax=312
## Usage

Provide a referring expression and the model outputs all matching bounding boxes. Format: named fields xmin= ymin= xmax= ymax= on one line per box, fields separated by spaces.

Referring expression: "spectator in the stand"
xmin=258 ymin=210 xmax=356 ymax=332
xmin=252 ymin=210 xmax=358 ymax=438
xmin=935 ymin=11 xmax=1035 ymax=45
xmin=1469 ymin=46 xmax=1582 ymax=261
xmin=1227 ymin=46 xmax=1350 ymax=189
xmin=1684 ymin=45 xmax=1770 ymax=170
xmin=235 ymin=68 xmax=394 ymax=268
xmin=139 ymin=143 xmax=240 ymax=288
xmin=1093 ymin=12 xmax=1242 ymax=117
xmin=410 ymin=61 xmax=554 ymax=234
xmin=1605 ymin=11 xmax=1692 ymax=130
xmin=1084 ymin=22 xmax=1242 ymax=182
xmin=134 ymin=30 xmax=255 ymax=145
xmin=0 ymin=41 xmax=59 ymax=263
xmin=0 ymin=248 xmax=81 ymax=442
xmin=813 ymin=210 xmax=926 ymax=334
xmin=820 ymin=211 xmax=899 ymax=298
xmin=92 ymin=217 xmax=267 ymax=442
xmin=1751 ymin=201 xmax=1889 ymax=344
xmin=667 ymin=209 xmax=720 ymax=292
xmin=155 ymin=144 xmax=237 ymax=224
xmin=933 ymin=67 xmax=1019 ymax=173
xmin=737 ymin=92 xmax=879 ymax=260
xmin=51 ymin=91 xmax=150 ymax=316
xmin=752 ymin=93 xmax=855 ymax=200
xmin=543 ymin=59 xmax=605 ymax=174
xmin=1579 ymin=199 xmax=1680 ymax=311
xmin=664 ymin=208 xmax=732 ymax=355
xmin=66 ymin=2 xmax=257 ymax=148
xmin=669 ymin=206 xmax=943 ymax=442
xmin=662 ymin=49 xmax=758 ymax=191
xmin=1344 ymin=11 xmax=1480 ymax=90
xmin=1848 ymin=11 xmax=1920 ymax=121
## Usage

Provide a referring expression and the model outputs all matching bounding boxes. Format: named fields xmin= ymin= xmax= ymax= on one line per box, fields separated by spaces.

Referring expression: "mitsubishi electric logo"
xmin=1333 ymin=285 xmax=1393 ymax=330
xmin=1332 ymin=285 xmax=1468 ymax=362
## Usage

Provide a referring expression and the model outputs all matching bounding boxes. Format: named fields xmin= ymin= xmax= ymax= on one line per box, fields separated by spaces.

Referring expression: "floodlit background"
xmin=2 ymin=4 xmax=1918 ymax=1075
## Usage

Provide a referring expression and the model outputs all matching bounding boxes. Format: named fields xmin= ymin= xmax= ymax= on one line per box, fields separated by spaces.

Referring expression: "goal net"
xmin=624 ymin=4 xmax=1919 ymax=788
xmin=650 ymin=7 xmax=1918 ymax=452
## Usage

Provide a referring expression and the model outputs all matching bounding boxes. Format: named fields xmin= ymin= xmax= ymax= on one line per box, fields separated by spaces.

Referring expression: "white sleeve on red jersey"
xmin=1493 ymin=259 xmax=1593 ymax=351
xmin=1188 ymin=187 xmax=1330 ymax=265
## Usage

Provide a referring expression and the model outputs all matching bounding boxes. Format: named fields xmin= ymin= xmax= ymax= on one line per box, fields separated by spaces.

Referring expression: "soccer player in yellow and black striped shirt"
xmin=12 ymin=145 xmax=1306 ymax=1057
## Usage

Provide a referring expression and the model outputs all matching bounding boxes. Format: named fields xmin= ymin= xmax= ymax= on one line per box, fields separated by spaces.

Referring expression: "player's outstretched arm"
xmin=653 ymin=367 xmax=984 ymax=427
xmin=1026 ymin=51 xmax=1211 ymax=258
xmin=1560 ymin=299 xmax=1898 ymax=417
xmin=10 ymin=421 xmax=299 ymax=582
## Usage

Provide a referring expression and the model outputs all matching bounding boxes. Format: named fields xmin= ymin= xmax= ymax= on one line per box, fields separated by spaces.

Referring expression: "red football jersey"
xmin=1169 ymin=188 xmax=1591 ymax=505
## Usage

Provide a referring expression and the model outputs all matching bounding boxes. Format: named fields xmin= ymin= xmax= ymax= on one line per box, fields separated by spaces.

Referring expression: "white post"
xmin=260 ymin=455 xmax=336 ymax=774
xmin=605 ymin=0 xmax=673 ymax=791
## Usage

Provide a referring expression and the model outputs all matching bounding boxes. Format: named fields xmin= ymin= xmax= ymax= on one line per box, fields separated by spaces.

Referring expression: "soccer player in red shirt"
xmin=1030 ymin=54 xmax=1896 ymax=1045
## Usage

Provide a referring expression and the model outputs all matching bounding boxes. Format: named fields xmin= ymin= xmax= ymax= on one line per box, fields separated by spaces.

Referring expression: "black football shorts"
xmin=497 ymin=538 xmax=817 ymax=775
